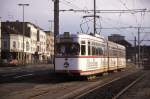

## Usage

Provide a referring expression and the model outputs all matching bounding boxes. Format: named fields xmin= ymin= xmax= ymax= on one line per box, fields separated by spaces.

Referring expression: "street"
xmin=0 ymin=64 xmax=55 ymax=83
xmin=0 ymin=64 xmax=55 ymax=98
xmin=0 ymin=64 xmax=150 ymax=99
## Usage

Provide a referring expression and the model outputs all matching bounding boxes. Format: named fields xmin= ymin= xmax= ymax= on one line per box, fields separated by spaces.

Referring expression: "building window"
xmin=4 ymin=41 xmax=7 ymax=48
xmin=22 ymin=43 xmax=23 ymax=49
xmin=26 ymin=41 xmax=30 ymax=51
xmin=13 ymin=41 xmax=16 ymax=49
xmin=37 ymin=46 xmax=40 ymax=52
xmin=37 ymin=30 xmax=40 ymax=41
xmin=18 ymin=42 xmax=20 ymax=48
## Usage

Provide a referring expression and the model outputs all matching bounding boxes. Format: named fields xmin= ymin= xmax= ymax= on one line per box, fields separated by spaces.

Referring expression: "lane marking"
xmin=2 ymin=74 xmax=16 ymax=77
xmin=13 ymin=74 xmax=33 ymax=79
xmin=11 ymin=68 xmax=21 ymax=71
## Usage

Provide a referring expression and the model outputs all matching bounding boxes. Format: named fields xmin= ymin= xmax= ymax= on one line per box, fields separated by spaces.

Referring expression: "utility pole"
xmin=138 ymin=27 xmax=141 ymax=68
xmin=94 ymin=0 xmax=96 ymax=35
xmin=54 ymin=0 xmax=59 ymax=36
xmin=134 ymin=36 xmax=137 ymax=65
xmin=81 ymin=0 xmax=98 ymax=35
xmin=54 ymin=0 xmax=59 ymax=71
xmin=18 ymin=3 xmax=29 ymax=65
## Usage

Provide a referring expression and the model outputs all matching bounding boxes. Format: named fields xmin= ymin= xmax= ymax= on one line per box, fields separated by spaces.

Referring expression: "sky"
xmin=0 ymin=0 xmax=150 ymax=45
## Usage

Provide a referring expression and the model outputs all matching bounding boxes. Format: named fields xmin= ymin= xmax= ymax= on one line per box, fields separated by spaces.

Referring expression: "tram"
xmin=55 ymin=32 xmax=126 ymax=76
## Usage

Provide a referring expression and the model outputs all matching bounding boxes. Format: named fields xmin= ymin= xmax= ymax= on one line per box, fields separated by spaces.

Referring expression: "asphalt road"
xmin=0 ymin=64 xmax=58 ymax=98
xmin=0 ymin=64 xmax=54 ymax=83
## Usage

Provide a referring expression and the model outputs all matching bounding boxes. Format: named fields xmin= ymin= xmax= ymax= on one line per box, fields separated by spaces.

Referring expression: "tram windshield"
xmin=56 ymin=42 xmax=80 ymax=56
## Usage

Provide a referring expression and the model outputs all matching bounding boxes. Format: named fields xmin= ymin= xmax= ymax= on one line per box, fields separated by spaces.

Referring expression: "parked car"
xmin=9 ymin=59 xmax=18 ymax=65
xmin=1 ymin=59 xmax=18 ymax=66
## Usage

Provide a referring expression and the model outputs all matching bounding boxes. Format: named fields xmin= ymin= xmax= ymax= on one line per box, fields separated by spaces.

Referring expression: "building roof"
xmin=1 ymin=21 xmax=43 ymax=37
xmin=108 ymin=34 xmax=131 ymax=47
xmin=110 ymin=40 xmax=132 ymax=47
xmin=44 ymin=31 xmax=54 ymax=36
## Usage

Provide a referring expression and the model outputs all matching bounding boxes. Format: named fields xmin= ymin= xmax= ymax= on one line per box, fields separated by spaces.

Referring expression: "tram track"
xmin=113 ymin=73 xmax=145 ymax=99
xmin=29 ymin=69 xmax=139 ymax=99
xmin=73 ymin=70 xmax=145 ymax=99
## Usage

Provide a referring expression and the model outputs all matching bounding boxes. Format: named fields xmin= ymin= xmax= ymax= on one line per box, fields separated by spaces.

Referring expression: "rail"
xmin=74 ymin=71 xmax=144 ymax=99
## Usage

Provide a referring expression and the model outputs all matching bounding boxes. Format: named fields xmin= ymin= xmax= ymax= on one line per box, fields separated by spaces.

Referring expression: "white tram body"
xmin=55 ymin=33 xmax=126 ymax=76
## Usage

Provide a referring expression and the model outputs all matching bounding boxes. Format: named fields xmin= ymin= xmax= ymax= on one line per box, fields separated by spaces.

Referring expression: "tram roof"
xmin=58 ymin=33 xmax=105 ymax=40
xmin=58 ymin=32 xmax=125 ymax=49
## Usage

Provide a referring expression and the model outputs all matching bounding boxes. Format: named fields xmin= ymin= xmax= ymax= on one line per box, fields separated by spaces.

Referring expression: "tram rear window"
xmin=56 ymin=43 xmax=80 ymax=56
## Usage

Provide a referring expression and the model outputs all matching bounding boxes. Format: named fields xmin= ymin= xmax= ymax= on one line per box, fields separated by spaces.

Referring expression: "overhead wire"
xmin=118 ymin=0 xmax=140 ymax=38
xmin=80 ymin=18 xmax=93 ymax=33
xmin=98 ymin=15 xmax=141 ymax=38
xmin=58 ymin=0 xmax=149 ymax=41
xmin=98 ymin=16 xmax=125 ymax=34
xmin=60 ymin=0 xmax=82 ymax=10
xmin=118 ymin=0 xmax=139 ymax=25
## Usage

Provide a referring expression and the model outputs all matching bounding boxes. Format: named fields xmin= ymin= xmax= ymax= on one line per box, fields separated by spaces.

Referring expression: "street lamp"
xmin=18 ymin=3 xmax=29 ymax=64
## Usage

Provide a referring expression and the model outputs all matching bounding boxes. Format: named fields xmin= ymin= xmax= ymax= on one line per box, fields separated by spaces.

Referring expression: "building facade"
xmin=1 ymin=21 xmax=52 ymax=64
xmin=45 ymin=31 xmax=54 ymax=63
xmin=108 ymin=34 xmax=125 ymax=41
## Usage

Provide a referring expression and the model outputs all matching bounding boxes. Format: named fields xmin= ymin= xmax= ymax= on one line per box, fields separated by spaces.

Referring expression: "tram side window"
xmin=112 ymin=48 xmax=115 ymax=57
xmin=123 ymin=51 xmax=126 ymax=57
xmin=113 ymin=49 xmax=117 ymax=56
xmin=103 ymin=46 xmax=107 ymax=56
xmin=81 ymin=45 xmax=86 ymax=55
xmin=92 ymin=46 xmax=96 ymax=55
xmin=96 ymin=47 xmax=99 ymax=55
xmin=120 ymin=50 xmax=125 ymax=57
xmin=98 ymin=47 xmax=103 ymax=55
xmin=119 ymin=51 xmax=121 ymax=57
xmin=109 ymin=47 xmax=113 ymax=57
xmin=90 ymin=42 xmax=105 ymax=56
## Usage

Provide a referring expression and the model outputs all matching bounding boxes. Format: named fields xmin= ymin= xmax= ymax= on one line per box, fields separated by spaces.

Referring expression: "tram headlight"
xmin=64 ymin=62 xmax=69 ymax=68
